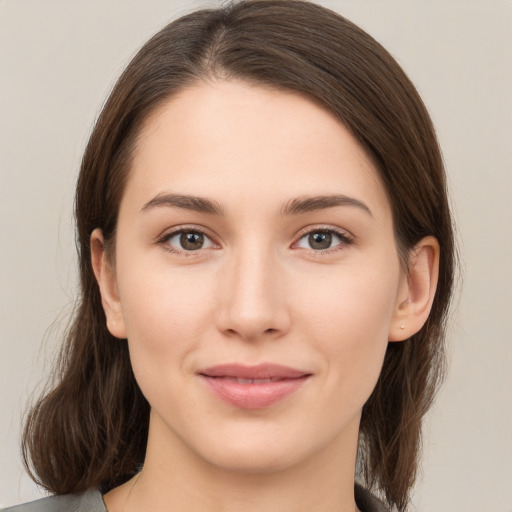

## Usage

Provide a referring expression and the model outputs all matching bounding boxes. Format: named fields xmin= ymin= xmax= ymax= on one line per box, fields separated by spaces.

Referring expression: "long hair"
xmin=22 ymin=2 xmax=456 ymax=510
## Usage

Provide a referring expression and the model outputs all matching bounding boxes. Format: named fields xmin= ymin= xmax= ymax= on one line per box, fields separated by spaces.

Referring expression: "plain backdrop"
xmin=1 ymin=1 xmax=511 ymax=510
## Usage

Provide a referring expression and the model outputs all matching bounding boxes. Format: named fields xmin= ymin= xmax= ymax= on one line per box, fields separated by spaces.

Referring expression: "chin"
xmin=202 ymin=442 xmax=300 ymax=475
xmin=181 ymin=419 xmax=309 ymax=474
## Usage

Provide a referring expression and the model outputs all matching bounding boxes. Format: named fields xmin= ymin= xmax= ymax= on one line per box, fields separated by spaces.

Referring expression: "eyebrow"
xmin=281 ymin=194 xmax=372 ymax=217
xmin=141 ymin=193 xmax=225 ymax=215
xmin=141 ymin=193 xmax=372 ymax=217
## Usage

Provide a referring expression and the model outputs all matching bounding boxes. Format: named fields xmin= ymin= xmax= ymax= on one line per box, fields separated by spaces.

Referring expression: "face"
xmin=96 ymin=80 xmax=411 ymax=474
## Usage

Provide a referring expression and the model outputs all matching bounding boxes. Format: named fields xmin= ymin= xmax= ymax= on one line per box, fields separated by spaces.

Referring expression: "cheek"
xmin=297 ymin=265 xmax=398 ymax=399
xmin=299 ymin=259 xmax=398 ymax=336
xmin=116 ymin=260 xmax=217 ymax=382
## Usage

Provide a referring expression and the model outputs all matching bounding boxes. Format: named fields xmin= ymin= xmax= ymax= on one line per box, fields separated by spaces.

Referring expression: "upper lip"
xmin=199 ymin=363 xmax=310 ymax=380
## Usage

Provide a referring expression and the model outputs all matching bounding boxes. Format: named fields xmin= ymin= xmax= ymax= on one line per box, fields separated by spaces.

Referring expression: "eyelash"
xmin=156 ymin=225 xmax=217 ymax=257
xmin=156 ymin=225 xmax=354 ymax=257
xmin=293 ymin=226 xmax=354 ymax=255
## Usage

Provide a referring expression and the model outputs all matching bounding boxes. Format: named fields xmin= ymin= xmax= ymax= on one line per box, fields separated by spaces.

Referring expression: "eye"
xmin=295 ymin=228 xmax=352 ymax=252
xmin=163 ymin=229 xmax=215 ymax=252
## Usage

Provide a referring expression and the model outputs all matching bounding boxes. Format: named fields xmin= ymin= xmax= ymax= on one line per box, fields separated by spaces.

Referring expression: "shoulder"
xmin=2 ymin=489 xmax=107 ymax=512
xmin=355 ymin=482 xmax=390 ymax=512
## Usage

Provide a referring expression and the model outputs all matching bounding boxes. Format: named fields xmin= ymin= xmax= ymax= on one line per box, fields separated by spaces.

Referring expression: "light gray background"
xmin=1 ymin=1 xmax=511 ymax=510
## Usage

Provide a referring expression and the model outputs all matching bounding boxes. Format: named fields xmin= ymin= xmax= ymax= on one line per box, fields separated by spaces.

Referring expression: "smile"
xmin=222 ymin=377 xmax=282 ymax=384
xmin=198 ymin=363 xmax=312 ymax=409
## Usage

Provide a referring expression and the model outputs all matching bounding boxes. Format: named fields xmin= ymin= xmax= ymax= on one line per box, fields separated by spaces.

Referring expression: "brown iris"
xmin=308 ymin=232 xmax=332 ymax=250
xmin=180 ymin=231 xmax=205 ymax=250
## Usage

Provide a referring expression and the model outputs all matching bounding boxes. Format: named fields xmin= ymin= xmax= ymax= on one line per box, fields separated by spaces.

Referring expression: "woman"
xmin=5 ymin=1 xmax=455 ymax=511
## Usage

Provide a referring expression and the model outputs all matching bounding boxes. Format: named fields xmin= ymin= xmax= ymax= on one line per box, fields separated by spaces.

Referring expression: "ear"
xmin=388 ymin=236 xmax=440 ymax=342
xmin=90 ymin=228 xmax=127 ymax=339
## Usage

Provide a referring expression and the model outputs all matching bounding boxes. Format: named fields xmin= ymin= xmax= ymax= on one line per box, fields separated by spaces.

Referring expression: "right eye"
xmin=161 ymin=229 xmax=216 ymax=254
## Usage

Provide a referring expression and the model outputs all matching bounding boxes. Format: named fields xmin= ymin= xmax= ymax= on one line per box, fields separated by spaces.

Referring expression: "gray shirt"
xmin=2 ymin=489 xmax=105 ymax=512
xmin=2 ymin=484 xmax=389 ymax=512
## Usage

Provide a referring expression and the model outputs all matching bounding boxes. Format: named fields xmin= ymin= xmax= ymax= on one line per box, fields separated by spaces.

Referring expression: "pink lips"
xmin=198 ymin=363 xmax=311 ymax=409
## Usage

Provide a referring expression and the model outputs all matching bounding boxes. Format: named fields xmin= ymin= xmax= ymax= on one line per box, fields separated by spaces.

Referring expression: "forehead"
xmin=122 ymin=79 xmax=389 ymax=217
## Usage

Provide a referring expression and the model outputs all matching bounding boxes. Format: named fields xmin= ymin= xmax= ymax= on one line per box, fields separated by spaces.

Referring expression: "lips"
xmin=198 ymin=363 xmax=311 ymax=409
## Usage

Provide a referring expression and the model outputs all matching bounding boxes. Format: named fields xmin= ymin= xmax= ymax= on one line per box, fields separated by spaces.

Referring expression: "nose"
xmin=216 ymin=243 xmax=291 ymax=342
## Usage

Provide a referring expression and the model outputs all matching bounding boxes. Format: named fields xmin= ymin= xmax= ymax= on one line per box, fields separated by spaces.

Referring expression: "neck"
xmin=105 ymin=412 xmax=361 ymax=512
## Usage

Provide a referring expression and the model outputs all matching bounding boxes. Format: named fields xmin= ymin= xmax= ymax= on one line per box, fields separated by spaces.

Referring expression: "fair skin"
xmin=91 ymin=80 xmax=439 ymax=512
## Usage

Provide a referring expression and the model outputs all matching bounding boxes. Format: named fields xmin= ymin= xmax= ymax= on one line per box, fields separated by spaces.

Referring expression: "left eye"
xmin=295 ymin=230 xmax=348 ymax=251
xmin=166 ymin=230 xmax=215 ymax=251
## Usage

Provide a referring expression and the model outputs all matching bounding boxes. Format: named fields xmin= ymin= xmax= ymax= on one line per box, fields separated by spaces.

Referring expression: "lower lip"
xmin=200 ymin=375 xmax=310 ymax=409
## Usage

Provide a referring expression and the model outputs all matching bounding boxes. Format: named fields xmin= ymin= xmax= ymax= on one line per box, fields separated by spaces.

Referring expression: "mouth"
xmin=217 ymin=377 xmax=287 ymax=384
xmin=198 ymin=363 xmax=312 ymax=409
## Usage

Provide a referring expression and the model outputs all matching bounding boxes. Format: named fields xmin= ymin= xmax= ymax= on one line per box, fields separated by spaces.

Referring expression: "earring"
xmin=400 ymin=324 xmax=405 ymax=330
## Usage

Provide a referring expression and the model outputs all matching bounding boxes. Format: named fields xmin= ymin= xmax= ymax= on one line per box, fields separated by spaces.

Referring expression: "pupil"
xmin=309 ymin=232 xmax=331 ymax=250
xmin=180 ymin=232 xmax=204 ymax=250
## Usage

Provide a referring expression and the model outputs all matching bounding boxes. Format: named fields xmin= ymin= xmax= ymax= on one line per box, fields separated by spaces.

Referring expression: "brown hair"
xmin=22 ymin=1 xmax=455 ymax=510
